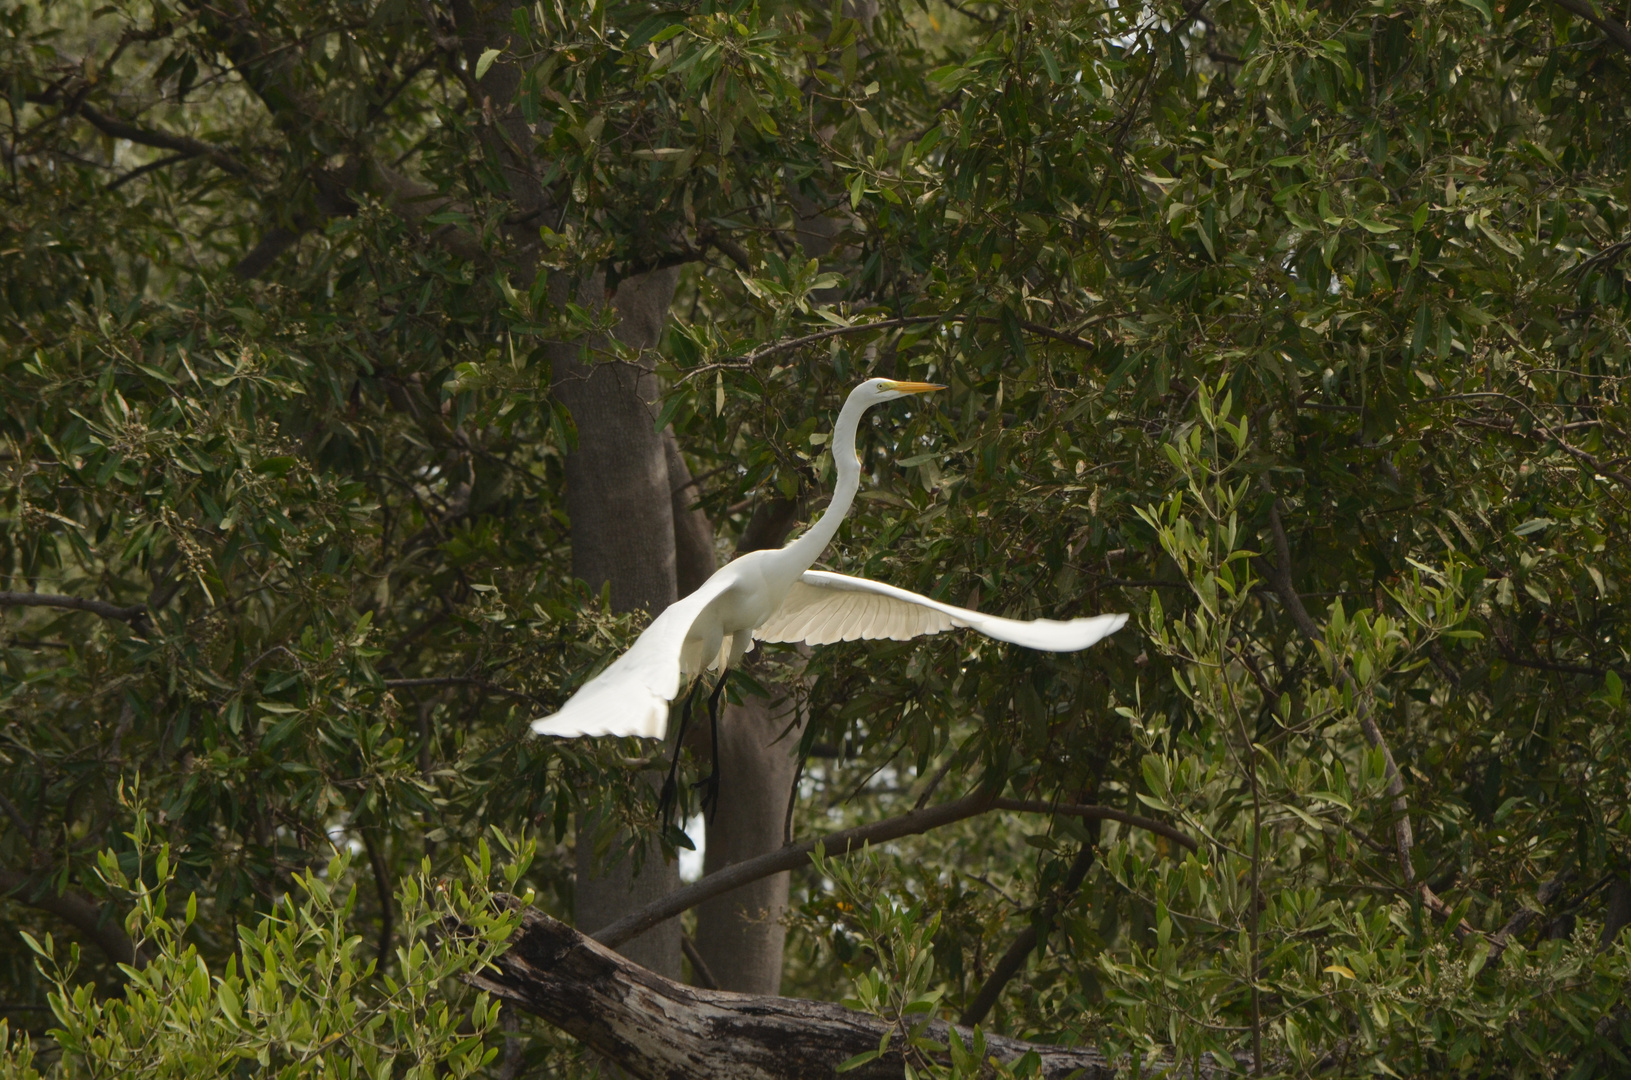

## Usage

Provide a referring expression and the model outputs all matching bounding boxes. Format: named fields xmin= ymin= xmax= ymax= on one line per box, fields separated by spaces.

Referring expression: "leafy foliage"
xmin=3 ymin=0 xmax=1631 ymax=1074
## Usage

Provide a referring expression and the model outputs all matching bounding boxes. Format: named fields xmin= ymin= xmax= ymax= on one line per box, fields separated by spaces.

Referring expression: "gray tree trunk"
xmin=551 ymin=267 xmax=687 ymax=979
xmin=694 ymin=682 xmax=803 ymax=993
xmin=694 ymin=499 xmax=807 ymax=994
xmin=449 ymin=0 xmax=806 ymax=992
xmin=665 ymin=431 xmax=719 ymax=597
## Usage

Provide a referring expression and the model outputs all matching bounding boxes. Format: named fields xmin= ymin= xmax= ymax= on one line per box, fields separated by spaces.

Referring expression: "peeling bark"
xmin=462 ymin=904 xmax=1126 ymax=1080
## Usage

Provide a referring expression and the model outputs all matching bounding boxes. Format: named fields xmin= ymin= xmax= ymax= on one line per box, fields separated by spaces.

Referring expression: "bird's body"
xmin=532 ymin=379 xmax=1127 ymax=739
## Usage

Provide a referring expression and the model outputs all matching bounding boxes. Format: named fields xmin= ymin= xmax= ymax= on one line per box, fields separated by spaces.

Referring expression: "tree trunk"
xmin=462 ymin=904 xmax=1128 ymax=1080
xmin=551 ymin=270 xmax=682 ymax=615
xmin=665 ymin=430 xmax=718 ymax=598
xmin=694 ymin=680 xmax=803 ymax=992
xmin=694 ymin=499 xmax=806 ymax=993
xmin=552 ymin=266 xmax=687 ymax=979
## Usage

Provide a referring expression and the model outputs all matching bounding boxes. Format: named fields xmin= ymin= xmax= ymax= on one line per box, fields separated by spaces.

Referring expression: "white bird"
xmin=531 ymin=378 xmax=1127 ymax=740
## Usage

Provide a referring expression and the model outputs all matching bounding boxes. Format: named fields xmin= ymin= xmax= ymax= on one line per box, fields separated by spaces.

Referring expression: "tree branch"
xmin=681 ymin=935 xmax=721 ymax=989
xmin=79 ymin=103 xmax=252 ymax=177
xmin=105 ymin=152 xmax=192 ymax=192
xmin=960 ymin=839 xmax=1098 ymax=1026
xmin=233 ymin=224 xmax=309 ymax=280
xmin=0 ymin=592 xmax=148 ymax=632
xmin=0 ymin=867 xmax=144 ymax=968
xmin=989 ymin=799 xmax=1197 ymax=852
xmin=29 ymin=92 xmax=252 ymax=178
xmin=1550 ymin=0 xmax=1631 ymax=56
xmin=680 ymin=313 xmax=1111 ymax=383
xmin=361 ymin=828 xmax=395 ymax=975
xmin=1487 ymin=872 xmax=1576 ymax=961
xmin=1261 ymin=499 xmax=1414 ymax=872
xmin=591 ymin=793 xmax=1195 ymax=949
xmin=594 ymin=792 xmax=997 ymax=948
xmin=463 ymin=904 xmax=1130 ymax=1080
xmin=383 ymin=676 xmax=538 ymax=702
xmin=1259 ymin=494 xmax=1475 ymax=941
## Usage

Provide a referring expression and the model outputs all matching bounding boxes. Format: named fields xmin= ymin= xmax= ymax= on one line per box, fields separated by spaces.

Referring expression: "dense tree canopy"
xmin=2 ymin=0 xmax=1630 ymax=1075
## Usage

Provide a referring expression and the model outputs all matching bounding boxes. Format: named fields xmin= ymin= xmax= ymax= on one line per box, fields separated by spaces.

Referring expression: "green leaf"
xmin=475 ymin=48 xmax=501 ymax=80
xmin=837 ymin=1051 xmax=882 ymax=1072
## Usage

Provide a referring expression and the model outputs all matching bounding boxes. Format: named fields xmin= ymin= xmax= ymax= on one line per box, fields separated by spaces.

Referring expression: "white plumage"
xmin=756 ymin=571 xmax=1127 ymax=650
xmin=531 ymin=379 xmax=1127 ymax=740
xmin=531 ymin=573 xmax=739 ymax=738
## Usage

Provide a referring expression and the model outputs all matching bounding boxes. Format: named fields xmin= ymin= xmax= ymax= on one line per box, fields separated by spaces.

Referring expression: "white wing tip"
xmin=529 ymin=696 xmax=669 ymax=739
xmin=999 ymin=611 xmax=1129 ymax=652
xmin=1075 ymin=612 xmax=1129 ymax=649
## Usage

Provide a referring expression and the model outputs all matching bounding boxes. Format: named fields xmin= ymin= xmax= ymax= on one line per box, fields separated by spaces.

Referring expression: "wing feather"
xmin=755 ymin=571 xmax=1127 ymax=652
xmin=531 ymin=573 xmax=735 ymax=739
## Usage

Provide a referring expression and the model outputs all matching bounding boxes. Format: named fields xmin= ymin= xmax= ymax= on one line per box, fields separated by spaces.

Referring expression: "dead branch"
xmin=460 ymin=903 xmax=1259 ymax=1080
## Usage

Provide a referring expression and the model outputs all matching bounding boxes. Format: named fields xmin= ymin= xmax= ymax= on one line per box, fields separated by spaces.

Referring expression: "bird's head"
xmin=854 ymin=377 xmax=947 ymax=403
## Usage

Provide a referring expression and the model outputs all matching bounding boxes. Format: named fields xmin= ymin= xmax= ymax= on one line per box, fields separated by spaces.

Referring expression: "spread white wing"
xmin=531 ymin=573 xmax=736 ymax=739
xmin=755 ymin=570 xmax=1128 ymax=652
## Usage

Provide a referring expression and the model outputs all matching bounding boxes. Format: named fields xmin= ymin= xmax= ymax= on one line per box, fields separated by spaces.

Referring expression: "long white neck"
xmin=777 ymin=388 xmax=872 ymax=574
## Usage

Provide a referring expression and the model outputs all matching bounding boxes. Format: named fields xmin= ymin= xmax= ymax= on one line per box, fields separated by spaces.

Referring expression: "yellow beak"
xmin=885 ymin=381 xmax=947 ymax=394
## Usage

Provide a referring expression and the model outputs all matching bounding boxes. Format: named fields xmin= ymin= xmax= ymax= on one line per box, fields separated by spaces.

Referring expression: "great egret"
xmin=532 ymin=378 xmax=1127 ymax=741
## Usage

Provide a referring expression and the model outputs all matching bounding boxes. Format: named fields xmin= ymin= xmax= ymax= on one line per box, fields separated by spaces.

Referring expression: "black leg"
xmin=660 ymin=679 xmax=704 ymax=826
xmin=693 ymin=670 xmax=730 ymax=822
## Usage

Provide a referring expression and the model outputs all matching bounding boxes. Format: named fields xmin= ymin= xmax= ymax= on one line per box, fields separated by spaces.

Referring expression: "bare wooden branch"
xmin=77 ymin=104 xmax=253 ymax=178
xmin=592 ymin=793 xmax=1196 ymax=949
xmin=1488 ymin=872 xmax=1576 ymax=961
xmin=990 ymin=799 xmax=1198 ymax=853
xmin=680 ymin=935 xmax=720 ymax=990
xmin=0 ymin=592 xmax=148 ymax=631
xmin=383 ymin=676 xmax=537 ymax=702
xmin=26 ymin=92 xmax=252 ymax=178
xmin=1549 ymin=0 xmax=1631 ymax=56
xmin=0 ymin=867 xmax=144 ymax=968
xmin=462 ymin=905 xmax=1130 ymax=1080
xmin=1261 ymin=499 xmax=1414 ymax=877
xmin=594 ymin=792 xmax=999 ymax=948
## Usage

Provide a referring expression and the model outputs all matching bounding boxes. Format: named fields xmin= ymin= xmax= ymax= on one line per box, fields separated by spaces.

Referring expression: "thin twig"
xmin=681 ymin=935 xmax=721 ymax=989
xmin=28 ymin=92 xmax=252 ymax=178
xmin=383 ymin=676 xmax=539 ymax=703
xmin=360 ymin=828 xmax=395 ymax=975
xmin=0 ymin=866 xmax=144 ymax=967
xmin=680 ymin=312 xmax=1110 ymax=383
